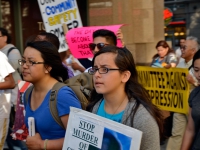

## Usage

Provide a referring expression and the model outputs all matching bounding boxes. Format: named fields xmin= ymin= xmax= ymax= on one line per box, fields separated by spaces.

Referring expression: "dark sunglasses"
xmin=89 ymin=43 xmax=108 ymax=51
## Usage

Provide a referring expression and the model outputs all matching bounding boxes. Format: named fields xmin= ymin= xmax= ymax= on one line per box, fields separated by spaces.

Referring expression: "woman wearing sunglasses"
xmin=85 ymin=29 xmax=122 ymax=73
xmin=87 ymin=46 xmax=163 ymax=150
xmin=19 ymin=41 xmax=81 ymax=150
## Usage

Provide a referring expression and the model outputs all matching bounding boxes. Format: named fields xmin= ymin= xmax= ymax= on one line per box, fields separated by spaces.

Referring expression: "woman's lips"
xmin=22 ymin=72 xmax=29 ymax=76
xmin=95 ymin=82 xmax=103 ymax=86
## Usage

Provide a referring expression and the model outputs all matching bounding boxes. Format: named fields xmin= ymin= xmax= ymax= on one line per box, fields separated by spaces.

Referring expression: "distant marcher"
xmin=32 ymin=32 xmax=74 ymax=78
xmin=176 ymin=38 xmax=186 ymax=63
xmin=151 ymin=40 xmax=178 ymax=146
xmin=151 ymin=40 xmax=177 ymax=68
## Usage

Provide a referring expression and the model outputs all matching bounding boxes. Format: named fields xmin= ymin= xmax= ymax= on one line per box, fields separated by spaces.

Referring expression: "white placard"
xmin=28 ymin=117 xmax=35 ymax=136
xmin=37 ymin=0 xmax=83 ymax=52
xmin=63 ymin=107 xmax=143 ymax=150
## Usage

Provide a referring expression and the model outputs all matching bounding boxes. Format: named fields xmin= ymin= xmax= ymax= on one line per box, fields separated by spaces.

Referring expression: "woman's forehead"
xmin=23 ymin=47 xmax=42 ymax=58
xmin=94 ymin=53 xmax=116 ymax=65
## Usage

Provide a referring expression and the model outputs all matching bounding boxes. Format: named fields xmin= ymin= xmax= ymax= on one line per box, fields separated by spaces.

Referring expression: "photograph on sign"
xmin=63 ymin=107 xmax=142 ymax=150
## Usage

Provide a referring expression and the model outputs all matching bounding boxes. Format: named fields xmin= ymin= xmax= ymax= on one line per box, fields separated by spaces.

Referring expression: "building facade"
xmin=0 ymin=0 xmax=165 ymax=65
xmin=164 ymin=0 xmax=200 ymax=48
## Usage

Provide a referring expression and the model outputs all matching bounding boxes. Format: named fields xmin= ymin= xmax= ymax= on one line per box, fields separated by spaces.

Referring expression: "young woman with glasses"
xmin=19 ymin=41 xmax=81 ymax=150
xmin=87 ymin=46 xmax=163 ymax=150
xmin=181 ymin=50 xmax=200 ymax=150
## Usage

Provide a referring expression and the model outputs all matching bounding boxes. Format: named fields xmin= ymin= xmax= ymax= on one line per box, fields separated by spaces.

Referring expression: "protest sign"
xmin=137 ymin=66 xmax=190 ymax=114
xmin=63 ymin=107 xmax=142 ymax=150
xmin=11 ymin=81 xmax=31 ymax=141
xmin=66 ymin=24 xmax=124 ymax=58
xmin=37 ymin=0 xmax=83 ymax=52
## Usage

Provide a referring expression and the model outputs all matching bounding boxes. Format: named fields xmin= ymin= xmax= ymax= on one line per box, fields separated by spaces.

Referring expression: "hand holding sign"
xmin=66 ymin=24 xmax=124 ymax=58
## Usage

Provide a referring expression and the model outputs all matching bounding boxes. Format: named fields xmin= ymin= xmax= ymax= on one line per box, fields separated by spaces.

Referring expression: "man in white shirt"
xmin=166 ymin=36 xmax=199 ymax=150
xmin=0 ymin=28 xmax=22 ymax=107
xmin=0 ymin=52 xmax=15 ymax=150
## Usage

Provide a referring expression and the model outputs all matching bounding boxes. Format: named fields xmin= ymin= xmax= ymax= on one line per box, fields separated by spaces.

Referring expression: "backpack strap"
xmin=24 ymin=83 xmax=66 ymax=129
xmin=7 ymin=47 xmax=17 ymax=56
xmin=24 ymin=86 xmax=34 ymax=106
xmin=49 ymin=82 xmax=66 ymax=129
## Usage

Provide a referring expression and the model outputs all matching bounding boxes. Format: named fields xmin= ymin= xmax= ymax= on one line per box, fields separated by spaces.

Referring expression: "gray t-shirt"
xmin=189 ymin=86 xmax=200 ymax=149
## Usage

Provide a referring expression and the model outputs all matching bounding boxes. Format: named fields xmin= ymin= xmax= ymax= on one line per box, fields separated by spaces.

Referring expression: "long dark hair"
xmin=0 ymin=27 xmax=11 ymax=43
xmin=153 ymin=40 xmax=174 ymax=59
xmin=26 ymin=41 xmax=69 ymax=81
xmin=93 ymin=29 xmax=117 ymax=46
xmin=87 ymin=46 xmax=163 ymax=138
xmin=191 ymin=49 xmax=200 ymax=68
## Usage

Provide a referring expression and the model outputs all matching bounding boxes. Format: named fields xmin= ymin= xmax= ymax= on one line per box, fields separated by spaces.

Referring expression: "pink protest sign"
xmin=66 ymin=24 xmax=123 ymax=58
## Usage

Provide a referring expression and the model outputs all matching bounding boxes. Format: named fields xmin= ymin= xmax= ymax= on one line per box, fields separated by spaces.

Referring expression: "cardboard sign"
xmin=63 ymin=107 xmax=142 ymax=150
xmin=37 ymin=0 xmax=83 ymax=52
xmin=137 ymin=66 xmax=190 ymax=114
xmin=66 ymin=24 xmax=123 ymax=58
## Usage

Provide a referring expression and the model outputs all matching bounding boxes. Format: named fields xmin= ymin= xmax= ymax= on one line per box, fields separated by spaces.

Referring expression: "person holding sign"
xmin=181 ymin=49 xmax=200 ymax=150
xmin=20 ymin=41 xmax=81 ymax=150
xmin=85 ymin=29 xmax=123 ymax=73
xmin=151 ymin=40 xmax=177 ymax=68
xmin=87 ymin=46 xmax=163 ymax=150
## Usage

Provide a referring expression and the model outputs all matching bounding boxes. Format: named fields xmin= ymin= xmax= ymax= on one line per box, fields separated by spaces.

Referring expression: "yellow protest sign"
xmin=137 ymin=66 xmax=189 ymax=114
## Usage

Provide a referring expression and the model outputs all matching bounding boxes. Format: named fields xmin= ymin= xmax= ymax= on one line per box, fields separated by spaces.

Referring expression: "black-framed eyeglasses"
xmin=89 ymin=43 xmax=108 ymax=51
xmin=18 ymin=59 xmax=45 ymax=66
xmin=88 ymin=67 xmax=120 ymax=75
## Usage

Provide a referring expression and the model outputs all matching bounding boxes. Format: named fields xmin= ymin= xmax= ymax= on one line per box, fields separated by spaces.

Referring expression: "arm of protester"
xmin=0 ymin=74 xmax=15 ymax=89
xmin=170 ymin=62 xmax=177 ymax=68
xmin=180 ymin=108 xmax=195 ymax=150
xmin=26 ymin=115 xmax=69 ymax=150
xmin=187 ymin=69 xmax=199 ymax=86
xmin=133 ymin=105 xmax=160 ymax=150
xmin=186 ymin=74 xmax=199 ymax=86
xmin=71 ymin=62 xmax=86 ymax=72
xmin=26 ymin=133 xmax=64 ymax=150
xmin=116 ymin=29 xmax=125 ymax=47
xmin=163 ymin=62 xmax=176 ymax=69
xmin=163 ymin=53 xmax=177 ymax=69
